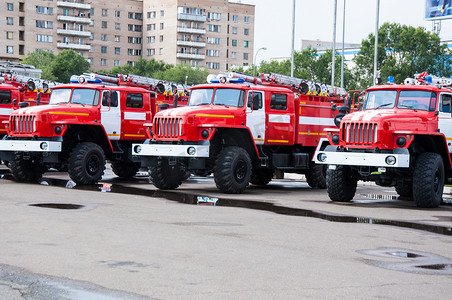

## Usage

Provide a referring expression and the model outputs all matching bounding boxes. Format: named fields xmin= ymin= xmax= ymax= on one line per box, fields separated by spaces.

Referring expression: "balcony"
xmin=57 ymin=1 xmax=91 ymax=10
xmin=177 ymin=13 xmax=206 ymax=22
xmin=177 ymin=53 xmax=205 ymax=60
xmin=177 ymin=41 xmax=206 ymax=47
xmin=57 ymin=29 xmax=91 ymax=37
xmin=57 ymin=15 xmax=91 ymax=24
xmin=177 ymin=27 xmax=206 ymax=35
xmin=57 ymin=43 xmax=91 ymax=51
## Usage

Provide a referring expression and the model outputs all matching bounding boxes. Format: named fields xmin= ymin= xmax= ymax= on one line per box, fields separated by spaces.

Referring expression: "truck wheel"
xmin=149 ymin=157 xmax=184 ymax=189
xmin=10 ymin=155 xmax=45 ymax=182
xmin=250 ymin=169 xmax=274 ymax=186
xmin=326 ymin=165 xmax=358 ymax=202
xmin=306 ymin=164 xmax=327 ymax=189
xmin=68 ymin=142 xmax=106 ymax=185
xmin=413 ymin=153 xmax=444 ymax=208
xmin=111 ymin=161 xmax=140 ymax=178
xmin=395 ymin=182 xmax=413 ymax=198
xmin=214 ymin=146 xmax=251 ymax=193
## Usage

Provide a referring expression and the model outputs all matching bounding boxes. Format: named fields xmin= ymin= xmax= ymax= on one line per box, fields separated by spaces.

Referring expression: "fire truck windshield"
xmin=50 ymin=88 xmax=100 ymax=106
xmin=397 ymin=90 xmax=437 ymax=112
xmin=189 ymin=88 xmax=246 ymax=107
xmin=364 ymin=90 xmax=397 ymax=110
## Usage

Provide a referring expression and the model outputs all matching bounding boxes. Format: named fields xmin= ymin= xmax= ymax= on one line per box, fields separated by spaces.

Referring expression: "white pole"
xmin=373 ymin=0 xmax=380 ymax=84
xmin=332 ymin=0 xmax=338 ymax=87
xmin=341 ymin=0 xmax=346 ymax=88
xmin=290 ymin=0 xmax=296 ymax=77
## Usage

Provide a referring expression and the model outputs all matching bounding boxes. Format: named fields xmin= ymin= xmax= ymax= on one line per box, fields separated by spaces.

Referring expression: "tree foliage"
xmin=354 ymin=22 xmax=452 ymax=87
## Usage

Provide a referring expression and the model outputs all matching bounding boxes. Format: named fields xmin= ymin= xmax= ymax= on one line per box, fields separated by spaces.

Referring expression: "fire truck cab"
xmin=314 ymin=73 xmax=452 ymax=208
xmin=133 ymin=72 xmax=349 ymax=194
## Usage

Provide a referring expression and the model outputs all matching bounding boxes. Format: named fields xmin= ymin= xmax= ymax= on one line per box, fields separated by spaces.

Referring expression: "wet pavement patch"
xmin=359 ymin=248 xmax=452 ymax=275
xmin=28 ymin=203 xmax=85 ymax=210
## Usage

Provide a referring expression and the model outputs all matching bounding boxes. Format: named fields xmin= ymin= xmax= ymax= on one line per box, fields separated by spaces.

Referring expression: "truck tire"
xmin=68 ymin=142 xmax=106 ymax=185
xmin=250 ymin=169 xmax=274 ymax=186
xmin=306 ymin=164 xmax=327 ymax=189
xmin=395 ymin=182 xmax=413 ymax=198
xmin=10 ymin=155 xmax=45 ymax=182
xmin=214 ymin=146 xmax=251 ymax=193
xmin=111 ymin=161 xmax=140 ymax=178
xmin=326 ymin=165 xmax=358 ymax=202
xmin=149 ymin=157 xmax=184 ymax=189
xmin=412 ymin=153 xmax=444 ymax=208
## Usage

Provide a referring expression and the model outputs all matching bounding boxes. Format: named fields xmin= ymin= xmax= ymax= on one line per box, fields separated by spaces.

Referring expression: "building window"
xmin=115 ymin=23 xmax=120 ymax=30
xmin=7 ymin=3 xmax=13 ymax=11
xmin=231 ymin=51 xmax=237 ymax=58
xmin=102 ymin=9 xmax=108 ymax=16
xmin=128 ymin=24 xmax=142 ymax=32
xmin=115 ymin=47 xmax=120 ymax=54
xmin=63 ymin=9 xmax=69 ymax=16
xmin=129 ymin=12 xmax=142 ymax=20
xmin=147 ymin=36 xmax=155 ymax=43
xmin=232 ymin=15 xmax=238 ymax=22
xmin=6 ymin=32 xmax=13 ymax=40
xmin=128 ymin=37 xmax=142 ymax=44
xmin=160 ymin=10 xmax=164 ymax=17
xmin=90 ymin=33 xmax=94 ymax=40
xmin=206 ymin=62 xmax=220 ymax=69
xmin=36 ymin=34 xmax=53 ymax=43
xmin=6 ymin=17 xmax=13 ymax=25
xmin=101 ymin=59 xmax=106 ymax=66
xmin=115 ymin=35 xmax=120 ymax=42
xmin=102 ymin=21 xmax=107 ymax=28
xmin=114 ymin=60 xmax=120 ymax=66
xmin=6 ymin=46 xmax=13 ymax=54
xmin=36 ymin=6 xmax=53 ymax=15
xmin=160 ymin=23 xmax=164 ymax=30
xmin=244 ymin=16 xmax=250 ymax=23
xmin=148 ymin=11 xmax=156 ymax=19
xmin=232 ymin=39 xmax=237 ymax=47
xmin=147 ymin=23 xmax=156 ymax=31
xmin=208 ymin=25 xmax=220 ymax=32
xmin=244 ymin=41 xmax=249 ymax=48
xmin=207 ymin=37 xmax=221 ymax=44
xmin=159 ymin=48 xmax=163 ymax=55
xmin=115 ymin=11 xmax=121 ymax=17
xmin=87 ymin=58 xmax=93 ymax=65
xmin=206 ymin=49 xmax=220 ymax=57
xmin=36 ymin=20 xmax=53 ymax=29
xmin=244 ymin=28 xmax=249 ymax=35
xmin=243 ymin=53 xmax=248 ymax=60
xmin=207 ymin=12 xmax=221 ymax=21
xmin=232 ymin=27 xmax=237 ymax=34
xmin=101 ymin=46 xmax=107 ymax=53
xmin=101 ymin=34 xmax=107 ymax=41
xmin=159 ymin=35 xmax=163 ymax=42
xmin=147 ymin=49 xmax=155 ymax=56
xmin=128 ymin=49 xmax=142 ymax=56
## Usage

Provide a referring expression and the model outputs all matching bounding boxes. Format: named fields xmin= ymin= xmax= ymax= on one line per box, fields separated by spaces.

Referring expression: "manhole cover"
xmin=28 ymin=203 xmax=85 ymax=210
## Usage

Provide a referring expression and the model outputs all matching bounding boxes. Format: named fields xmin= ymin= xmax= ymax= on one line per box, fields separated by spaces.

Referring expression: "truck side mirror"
xmin=13 ymin=99 xmax=17 ymax=105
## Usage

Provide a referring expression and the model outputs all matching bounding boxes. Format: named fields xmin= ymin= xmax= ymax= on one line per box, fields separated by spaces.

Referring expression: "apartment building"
xmin=1 ymin=0 xmax=254 ymax=72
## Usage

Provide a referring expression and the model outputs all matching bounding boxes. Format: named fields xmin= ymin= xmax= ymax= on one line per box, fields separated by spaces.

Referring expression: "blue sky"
xmin=234 ymin=0 xmax=452 ymax=63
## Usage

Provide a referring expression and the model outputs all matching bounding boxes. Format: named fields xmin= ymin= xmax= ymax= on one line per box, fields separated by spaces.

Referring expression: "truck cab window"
xmin=0 ymin=90 xmax=11 ymax=104
xmin=247 ymin=91 xmax=263 ymax=110
xmin=126 ymin=93 xmax=143 ymax=108
xmin=270 ymin=94 xmax=287 ymax=110
xmin=441 ymin=94 xmax=452 ymax=113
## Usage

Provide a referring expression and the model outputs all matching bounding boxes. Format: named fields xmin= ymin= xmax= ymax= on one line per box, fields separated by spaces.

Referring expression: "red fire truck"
xmin=0 ymin=73 xmax=188 ymax=184
xmin=0 ymin=74 xmax=52 ymax=137
xmin=133 ymin=72 xmax=351 ymax=193
xmin=314 ymin=73 xmax=452 ymax=208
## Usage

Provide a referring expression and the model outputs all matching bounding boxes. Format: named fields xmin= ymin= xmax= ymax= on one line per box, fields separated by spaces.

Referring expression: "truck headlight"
xmin=317 ymin=153 xmax=327 ymax=162
xmin=187 ymin=147 xmax=196 ymax=155
xmin=385 ymin=155 xmax=396 ymax=165
xmin=134 ymin=145 xmax=142 ymax=154
xmin=40 ymin=142 xmax=48 ymax=150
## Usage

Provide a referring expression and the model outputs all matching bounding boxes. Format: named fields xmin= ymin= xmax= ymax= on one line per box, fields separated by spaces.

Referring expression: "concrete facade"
xmin=1 ymin=0 xmax=254 ymax=72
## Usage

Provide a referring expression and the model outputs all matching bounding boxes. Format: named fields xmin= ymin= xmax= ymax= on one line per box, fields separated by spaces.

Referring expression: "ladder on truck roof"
xmin=1 ymin=73 xmax=57 ymax=92
xmin=226 ymin=71 xmax=347 ymax=97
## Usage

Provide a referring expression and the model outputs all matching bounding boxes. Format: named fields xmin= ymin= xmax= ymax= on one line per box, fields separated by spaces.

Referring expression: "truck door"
xmin=100 ymin=90 xmax=121 ymax=140
xmin=438 ymin=92 xmax=452 ymax=152
xmin=123 ymin=92 xmax=147 ymax=140
xmin=0 ymin=89 xmax=13 ymax=136
xmin=246 ymin=90 xmax=265 ymax=145
xmin=266 ymin=92 xmax=295 ymax=145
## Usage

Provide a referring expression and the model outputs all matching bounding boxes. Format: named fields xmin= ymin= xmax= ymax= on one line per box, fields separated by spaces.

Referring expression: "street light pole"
xmin=331 ymin=0 xmax=338 ymax=87
xmin=340 ymin=0 xmax=346 ymax=88
xmin=253 ymin=47 xmax=267 ymax=76
xmin=290 ymin=0 xmax=296 ymax=77
xmin=373 ymin=0 xmax=380 ymax=84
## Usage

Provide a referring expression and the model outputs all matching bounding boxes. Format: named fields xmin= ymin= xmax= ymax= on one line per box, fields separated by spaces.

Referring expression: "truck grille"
xmin=10 ymin=115 xmax=36 ymax=134
xmin=154 ymin=117 xmax=183 ymax=138
xmin=341 ymin=122 xmax=378 ymax=146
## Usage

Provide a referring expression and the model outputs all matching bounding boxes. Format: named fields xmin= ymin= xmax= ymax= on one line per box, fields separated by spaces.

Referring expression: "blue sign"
xmin=426 ymin=0 xmax=452 ymax=20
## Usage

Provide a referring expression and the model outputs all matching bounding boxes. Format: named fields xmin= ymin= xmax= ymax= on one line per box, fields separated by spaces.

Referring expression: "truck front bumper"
xmin=0 ymin=140 xmax=62 ymax=152
xmin=132 ymin=142 xmax=209 ymax=158
xmin=314 ymin=146 xmax=410 ymax=168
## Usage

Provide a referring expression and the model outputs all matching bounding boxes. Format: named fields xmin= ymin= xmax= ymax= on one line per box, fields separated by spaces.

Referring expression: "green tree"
xmin=154 ymin=65 xmax=209 ymax=85
xmin=51 ymin=50 xmax=90 ymax=83
xmin=354 ymin=22 xmax=452 ymax=87
xmin=21 ymin=50 xmax=57 ymax=81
